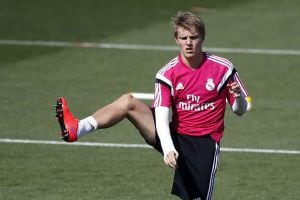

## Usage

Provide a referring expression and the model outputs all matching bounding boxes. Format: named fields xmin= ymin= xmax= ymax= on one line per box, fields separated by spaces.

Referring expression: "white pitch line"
xmin=0 ymin=138 xmax=151 ymax=149
xmin=0 ymin=138 xmax=299 ymax=155
xmin=0 ymin=39 xmax=300 ymax=55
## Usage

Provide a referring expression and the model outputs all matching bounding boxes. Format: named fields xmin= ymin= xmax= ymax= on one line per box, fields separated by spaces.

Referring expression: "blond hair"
xmin=172 ymin=12 xmax=206 ymax=40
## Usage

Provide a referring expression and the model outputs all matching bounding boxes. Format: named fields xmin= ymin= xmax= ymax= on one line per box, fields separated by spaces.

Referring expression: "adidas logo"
xmin=176 ymin=82 xmax=184 ymax=90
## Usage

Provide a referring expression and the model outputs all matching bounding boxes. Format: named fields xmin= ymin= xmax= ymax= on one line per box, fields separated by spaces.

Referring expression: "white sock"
xmin=77 ymin=116 xmax=98 ymax=138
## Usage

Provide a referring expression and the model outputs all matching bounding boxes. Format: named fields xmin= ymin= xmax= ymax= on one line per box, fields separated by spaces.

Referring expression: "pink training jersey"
xmin=153 ymin=52 xmax=248 ymax=142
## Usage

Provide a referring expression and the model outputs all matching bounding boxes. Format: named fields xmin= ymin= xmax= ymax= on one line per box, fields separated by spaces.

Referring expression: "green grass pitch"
xmin=0 ymin=0 xmax=299 ymax=199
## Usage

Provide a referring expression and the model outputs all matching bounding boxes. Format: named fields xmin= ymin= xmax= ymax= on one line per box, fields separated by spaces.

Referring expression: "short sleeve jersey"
xmin=152 ymin=52 xmax=248 ymax=142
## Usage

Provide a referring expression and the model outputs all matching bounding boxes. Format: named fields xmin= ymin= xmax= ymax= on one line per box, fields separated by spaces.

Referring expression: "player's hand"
xmin=227 ymin=82 xmax=241 ymax=97
xmin=164 ymin=151 xmax=179 ymax=169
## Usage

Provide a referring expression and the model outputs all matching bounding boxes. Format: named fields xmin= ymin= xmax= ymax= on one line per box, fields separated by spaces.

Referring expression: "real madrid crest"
xmin=205 ymin=78 xmax=215 ymax=91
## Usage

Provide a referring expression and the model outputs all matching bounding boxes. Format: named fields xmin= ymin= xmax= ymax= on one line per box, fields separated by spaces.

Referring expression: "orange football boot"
xmin=54 ymin=97 xmax=79 ymax=142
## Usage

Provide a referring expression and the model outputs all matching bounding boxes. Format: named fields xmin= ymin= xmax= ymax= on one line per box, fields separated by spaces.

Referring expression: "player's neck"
xmin=181 ymin=52 xmax=203 ymax=69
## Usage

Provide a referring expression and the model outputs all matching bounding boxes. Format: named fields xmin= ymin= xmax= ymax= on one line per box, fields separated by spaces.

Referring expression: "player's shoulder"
xmin=157 ymin=56 xmax=180 ymax=75
xmin=205 ymin=52 xmax=234 ymax=69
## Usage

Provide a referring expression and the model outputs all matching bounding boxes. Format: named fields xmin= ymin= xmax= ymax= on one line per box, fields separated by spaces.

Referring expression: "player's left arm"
xmin=227 ymin=82 xmax=247 ymax=116
xmin=227 ymin=73 xmax=248 ymax=116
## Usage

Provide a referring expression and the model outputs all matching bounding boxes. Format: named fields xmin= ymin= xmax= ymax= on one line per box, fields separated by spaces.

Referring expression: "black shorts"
xmin=171 ymin=134 xmax=220 ymax=200
xmin=145 ymin=108 xmax=220 ymax=199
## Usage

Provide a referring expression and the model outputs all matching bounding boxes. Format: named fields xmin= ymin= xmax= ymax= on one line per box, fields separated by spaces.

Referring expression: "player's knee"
xmin=118 ymin=93 xmax=135 ymax=111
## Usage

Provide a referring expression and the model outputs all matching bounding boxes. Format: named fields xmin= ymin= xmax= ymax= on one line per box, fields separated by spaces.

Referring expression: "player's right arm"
xmin=153 ymin=82 xmax=178 ymax=169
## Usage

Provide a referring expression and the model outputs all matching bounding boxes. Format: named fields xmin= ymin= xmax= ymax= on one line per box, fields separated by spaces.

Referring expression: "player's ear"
xmin=174 ymin=37 xmax=180 ymax=45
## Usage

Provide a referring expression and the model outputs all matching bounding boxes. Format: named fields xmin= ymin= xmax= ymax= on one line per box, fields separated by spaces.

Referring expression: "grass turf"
xmin=0 ymin=0 xmax=299 ymax=199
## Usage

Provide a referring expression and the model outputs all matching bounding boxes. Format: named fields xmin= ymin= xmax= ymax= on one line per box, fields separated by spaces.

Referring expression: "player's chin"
xmin=184 ymin=52 xmax=195 ymax=58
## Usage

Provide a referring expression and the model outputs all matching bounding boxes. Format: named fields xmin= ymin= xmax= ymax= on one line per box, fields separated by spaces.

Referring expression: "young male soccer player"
xmin=55 ymin=12 xmax=248 ymax=200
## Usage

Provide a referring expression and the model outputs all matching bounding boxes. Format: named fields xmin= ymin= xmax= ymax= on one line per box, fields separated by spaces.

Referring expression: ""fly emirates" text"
xmin=178 ymin=94 xmax=215 ymax=111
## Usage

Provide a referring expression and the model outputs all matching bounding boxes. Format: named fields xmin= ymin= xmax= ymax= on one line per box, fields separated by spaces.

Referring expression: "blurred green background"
xmin=0 ymin=0 xmax=299 ymax=199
